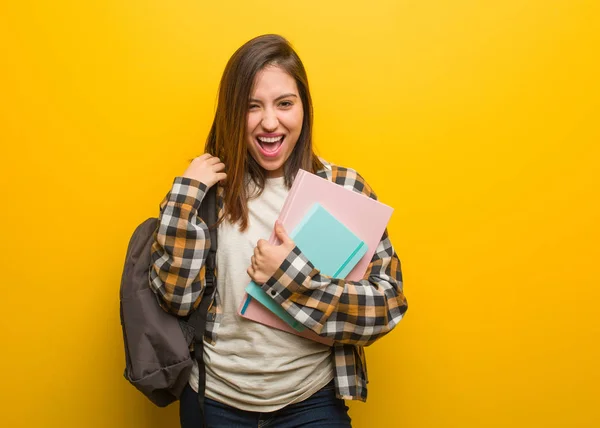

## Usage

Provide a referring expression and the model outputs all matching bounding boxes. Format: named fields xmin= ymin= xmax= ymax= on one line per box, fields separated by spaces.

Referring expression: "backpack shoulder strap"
xmin=201 ymin=184 xmax=218 ymax=295
xmin=186 ymin=184 xmax=218 ymax=423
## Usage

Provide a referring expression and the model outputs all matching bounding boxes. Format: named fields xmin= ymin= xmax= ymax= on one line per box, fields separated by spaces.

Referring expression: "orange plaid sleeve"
xmin=149 ymin=177 xmax=211 ymax=316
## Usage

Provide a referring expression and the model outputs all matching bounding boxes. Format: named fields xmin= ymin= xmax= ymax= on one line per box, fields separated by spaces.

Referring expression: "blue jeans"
xmin=179 ymin=381 xmax=352 ymax=427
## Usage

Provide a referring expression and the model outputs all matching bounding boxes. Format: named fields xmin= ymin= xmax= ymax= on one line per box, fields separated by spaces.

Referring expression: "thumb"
xmin=275 ymin=221 xmax=293 ymax=247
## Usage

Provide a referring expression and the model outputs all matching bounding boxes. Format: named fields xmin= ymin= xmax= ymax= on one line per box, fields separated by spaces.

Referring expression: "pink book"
xmin=238 ymin=169 xmax=394 ymax=345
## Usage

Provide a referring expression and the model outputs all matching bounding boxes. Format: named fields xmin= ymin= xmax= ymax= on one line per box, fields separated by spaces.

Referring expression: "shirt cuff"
xmin=261 ymin=246 xmax=317 ymax=303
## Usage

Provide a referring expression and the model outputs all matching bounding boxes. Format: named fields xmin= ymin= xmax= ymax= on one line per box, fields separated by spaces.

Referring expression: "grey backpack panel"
xmin=120 ymin=218 xmax=193 ymax=406
xmin=120 ymin=186 xmax=217 ymax=409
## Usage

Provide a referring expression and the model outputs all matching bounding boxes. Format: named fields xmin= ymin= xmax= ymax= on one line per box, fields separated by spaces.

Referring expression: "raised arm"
xmin=149 ymin=177 xmax=211 ymax=316
xmin=149 ymin=154 xmax=226 ymax=316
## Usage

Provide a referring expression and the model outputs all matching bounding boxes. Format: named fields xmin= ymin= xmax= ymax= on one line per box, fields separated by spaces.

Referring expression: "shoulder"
xmin=315 ymin=157 xmax=377 ymax=200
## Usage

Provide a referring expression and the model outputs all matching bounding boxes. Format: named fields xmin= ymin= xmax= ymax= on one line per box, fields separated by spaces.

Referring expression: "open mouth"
xmin=256 ymin=135 xmax=285 ymax=158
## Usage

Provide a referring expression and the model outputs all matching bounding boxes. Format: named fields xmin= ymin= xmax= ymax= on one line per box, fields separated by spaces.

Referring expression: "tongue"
xmin=260 ymin=140 xmax=282 ymax=153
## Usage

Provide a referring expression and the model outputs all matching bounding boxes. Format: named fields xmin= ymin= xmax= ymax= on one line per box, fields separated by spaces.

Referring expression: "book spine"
xmin=272 ymin=170 xmax=305 ymax=243
xmin=240 ymin=295 xmax=252 ymax=314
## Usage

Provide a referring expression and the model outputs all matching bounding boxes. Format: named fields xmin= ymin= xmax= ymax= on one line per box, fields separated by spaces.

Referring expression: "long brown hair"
xmin=204 ymin=34 xmax=324 ymax=231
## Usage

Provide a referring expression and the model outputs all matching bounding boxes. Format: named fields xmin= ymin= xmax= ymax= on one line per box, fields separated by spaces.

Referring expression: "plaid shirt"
xmin=150 ymin=159 xmax=407 ymax=401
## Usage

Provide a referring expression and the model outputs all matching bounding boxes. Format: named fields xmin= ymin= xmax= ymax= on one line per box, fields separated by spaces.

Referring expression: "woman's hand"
xmin=183 ymin=154 xmax=227 ymax=188
xmin=247 ymin=221 xmax=296 ymax=285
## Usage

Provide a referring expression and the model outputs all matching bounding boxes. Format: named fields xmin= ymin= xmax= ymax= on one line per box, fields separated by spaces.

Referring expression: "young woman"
xmin=150 ymin=34 xmax=408 ymax=427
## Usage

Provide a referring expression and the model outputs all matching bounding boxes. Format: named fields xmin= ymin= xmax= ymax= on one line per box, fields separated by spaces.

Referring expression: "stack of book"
xmin=238 ymin=169 xmax=393 ymax=345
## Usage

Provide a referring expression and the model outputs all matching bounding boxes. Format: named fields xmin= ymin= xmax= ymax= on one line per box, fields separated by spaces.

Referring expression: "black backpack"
xmin=119 ymin=185 xmax=217 ymax=415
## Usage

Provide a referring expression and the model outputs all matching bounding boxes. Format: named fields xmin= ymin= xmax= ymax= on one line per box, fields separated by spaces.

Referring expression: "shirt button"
xmin=270 ymin=290 xmax=277 ymax=297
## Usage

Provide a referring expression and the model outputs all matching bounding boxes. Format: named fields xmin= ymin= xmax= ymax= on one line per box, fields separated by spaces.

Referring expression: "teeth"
xmin=257 ymin=136 xmax=283 ymax=143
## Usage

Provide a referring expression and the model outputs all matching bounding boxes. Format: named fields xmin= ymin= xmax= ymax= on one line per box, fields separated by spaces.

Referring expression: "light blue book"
xmin=241 ymin=203 xmax=368 ymax=332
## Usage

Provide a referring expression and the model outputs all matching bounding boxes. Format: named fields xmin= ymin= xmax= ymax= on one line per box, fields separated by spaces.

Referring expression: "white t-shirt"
xmin=189 ymin=176 xmax=334 ymax=412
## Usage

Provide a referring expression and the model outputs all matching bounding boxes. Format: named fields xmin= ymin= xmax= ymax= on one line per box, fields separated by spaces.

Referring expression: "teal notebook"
xmin=242 ymin=203 xmax=368 ymax=331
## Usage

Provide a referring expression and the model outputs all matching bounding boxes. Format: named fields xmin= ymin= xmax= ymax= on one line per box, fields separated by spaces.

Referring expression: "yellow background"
xmin=1 ymin=1 xmax=599 ymax=427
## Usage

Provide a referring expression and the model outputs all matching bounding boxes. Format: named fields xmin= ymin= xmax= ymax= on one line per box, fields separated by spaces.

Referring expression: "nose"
xmin=261 ymin=109 xmax=278 ymax=131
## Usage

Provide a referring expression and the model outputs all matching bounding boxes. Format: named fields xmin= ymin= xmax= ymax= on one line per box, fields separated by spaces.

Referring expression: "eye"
xmin=279 ymin=100 xmax=293 ymax=108
xmin=248 ymin=103 xmax=260 ymax=111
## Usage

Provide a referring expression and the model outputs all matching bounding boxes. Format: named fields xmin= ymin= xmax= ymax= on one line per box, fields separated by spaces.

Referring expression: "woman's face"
xmin=246 ymin=66 xmax=304 ymax=178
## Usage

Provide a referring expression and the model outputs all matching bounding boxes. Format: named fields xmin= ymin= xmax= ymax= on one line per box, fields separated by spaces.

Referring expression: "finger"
xmin=216 ymin=173 xmax=227 ymax=182
xmin=275 ymin=221 xmax=293 ymax=247
xmin=251 ymin=255 xmax=257 ymax=269
xmin=196 ymin=153 xmax=212 ymax=161
xmin=206 ymin=156 xmax=221 ymax=165
xmin=257 ymin=239 xmax=268 ymax=251
xmin=247 ymin=266 xmax=255 ymax=279
xmin=189 ymin=153 xmax=208 ymax=163
xmin=254 ymin=246 xmax=260 ymax=258
xmin=212 ymin=162 xmax=226 ymax=172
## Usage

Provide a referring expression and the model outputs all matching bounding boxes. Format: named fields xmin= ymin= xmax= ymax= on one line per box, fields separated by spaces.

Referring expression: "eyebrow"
xmin=249 ymin=93 xmax=298 ymax=103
